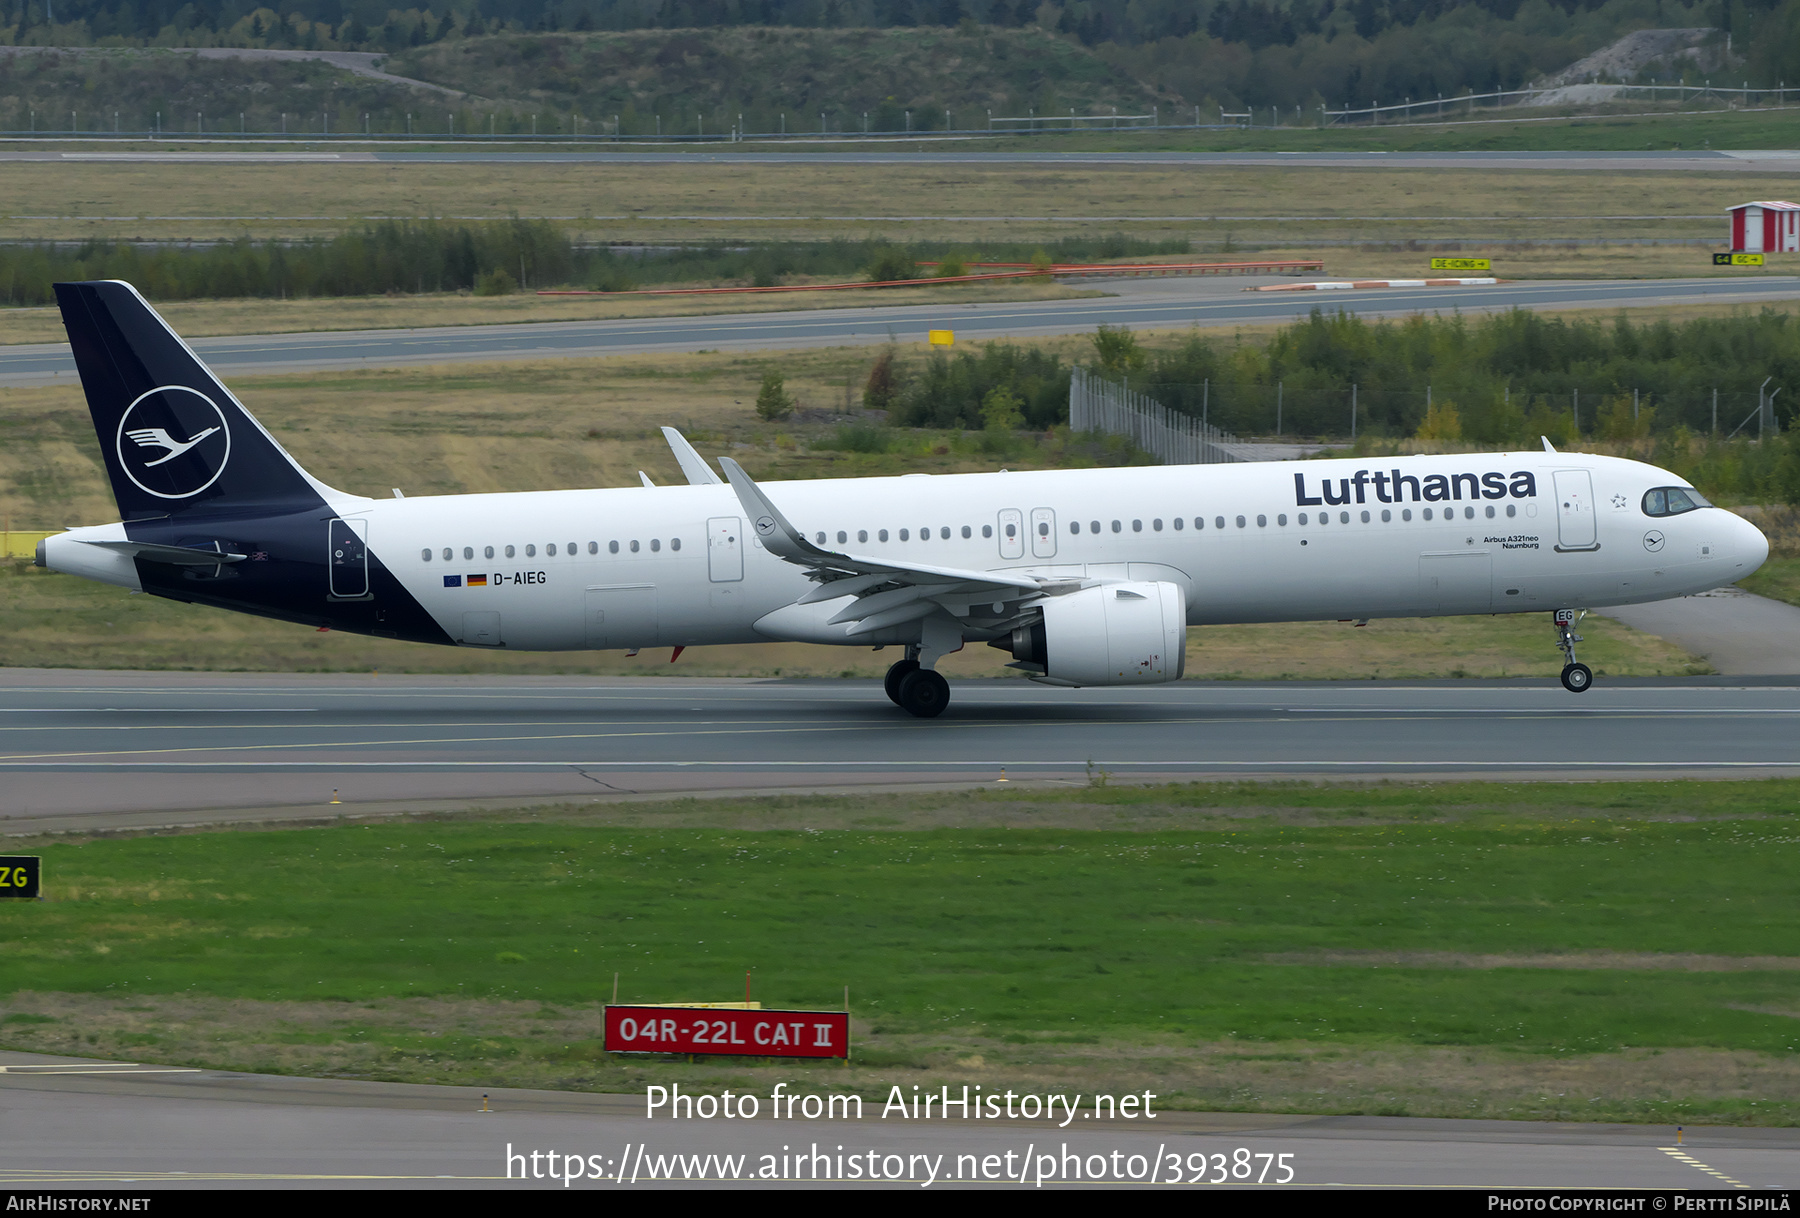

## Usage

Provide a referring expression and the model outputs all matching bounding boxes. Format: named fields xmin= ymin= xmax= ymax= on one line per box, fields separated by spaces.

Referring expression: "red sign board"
xmin=605 ymin=1006 xmax=848 ymax=1059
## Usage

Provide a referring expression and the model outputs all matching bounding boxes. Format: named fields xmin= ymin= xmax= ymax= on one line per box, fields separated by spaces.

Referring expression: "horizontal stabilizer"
xmin=79 ymin=539 xmax=247 ymax=565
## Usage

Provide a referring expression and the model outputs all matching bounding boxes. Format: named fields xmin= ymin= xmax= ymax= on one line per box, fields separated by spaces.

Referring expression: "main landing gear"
xmin=884 ymin=653 xmax=949 ymax=718
xmin=1554 ymin=609 xmax=1593 ymax=694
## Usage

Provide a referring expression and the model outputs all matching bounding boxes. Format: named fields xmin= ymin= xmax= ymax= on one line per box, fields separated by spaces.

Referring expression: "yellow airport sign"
xmin=928 ymin=329 xmax=954 ymax=347
xmin=1430 ymin=258 xmax=1491 ymax=271
xmin=1713 ymin=253 xmax=1765 ymax=266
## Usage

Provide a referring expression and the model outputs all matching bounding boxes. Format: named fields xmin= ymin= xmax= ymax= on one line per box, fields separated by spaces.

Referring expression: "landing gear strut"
xmin=884 ymin=650 xmax=949 ymax=718
xmin=1554 ymin=609 xmax=1592 ymax=694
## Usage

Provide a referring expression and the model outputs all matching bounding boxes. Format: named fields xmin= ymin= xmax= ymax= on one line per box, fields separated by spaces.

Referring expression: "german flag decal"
xmin=467 ymin=574 xmax=488 ymax=586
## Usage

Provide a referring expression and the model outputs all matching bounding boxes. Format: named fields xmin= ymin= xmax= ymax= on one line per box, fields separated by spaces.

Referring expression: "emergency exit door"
xmin=327 ymin=517 xmax=369 ymax=599
xmin=708 ymin=516 xmax=743 ymax=581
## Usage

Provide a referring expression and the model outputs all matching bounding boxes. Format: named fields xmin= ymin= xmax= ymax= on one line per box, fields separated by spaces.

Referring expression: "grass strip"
xmin=3 ymin=780 xmax=1799 ymax=1122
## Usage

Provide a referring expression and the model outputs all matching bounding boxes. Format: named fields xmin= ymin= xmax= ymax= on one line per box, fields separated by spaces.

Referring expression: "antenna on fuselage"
xmin=1541 ymin=436 xmax=1557 ymax=453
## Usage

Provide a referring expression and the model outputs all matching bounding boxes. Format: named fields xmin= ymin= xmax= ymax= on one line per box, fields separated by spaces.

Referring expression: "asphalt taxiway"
xmin=7 ymin=275 xmax=1800 ymax=386
xmin=4 ymin=670 xmax=1800 ymax=834
xmin=1 ymin=1049 xmax=1793 ymax=1189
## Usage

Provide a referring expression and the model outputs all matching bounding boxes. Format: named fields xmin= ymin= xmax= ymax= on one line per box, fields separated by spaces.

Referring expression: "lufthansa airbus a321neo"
xmin=37 ymin=281 xmax=1771 ymax=716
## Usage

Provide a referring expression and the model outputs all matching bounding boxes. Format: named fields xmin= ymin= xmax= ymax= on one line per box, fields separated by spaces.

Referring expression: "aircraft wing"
xmin=661 ymin=426 xmax=724 ymax=485
xmin=718 ymin=457 xmax=1063 ymax=635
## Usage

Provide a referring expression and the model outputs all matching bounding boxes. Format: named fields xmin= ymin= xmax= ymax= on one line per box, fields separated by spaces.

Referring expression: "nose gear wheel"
xmin=1553 ymin=610 xmax=1592 ymax=694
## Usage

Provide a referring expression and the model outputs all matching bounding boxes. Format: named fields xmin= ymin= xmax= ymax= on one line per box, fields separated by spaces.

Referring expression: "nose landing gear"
xmin=1554 ymin=609 xmax=1593 ymax=693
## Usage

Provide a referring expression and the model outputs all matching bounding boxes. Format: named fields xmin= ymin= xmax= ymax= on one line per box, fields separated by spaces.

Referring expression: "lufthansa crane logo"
xmin=115 ymin=386 xmax=231 ymax=499
xmin=754 ymin=516 xmax=777 ymax=536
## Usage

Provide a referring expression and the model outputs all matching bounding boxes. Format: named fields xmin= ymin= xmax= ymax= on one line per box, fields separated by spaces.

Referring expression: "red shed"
xmin=1730 ymin=201 xmax=1800 ymax=252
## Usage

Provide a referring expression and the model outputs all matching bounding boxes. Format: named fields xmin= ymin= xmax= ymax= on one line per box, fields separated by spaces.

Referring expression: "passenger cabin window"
xmin=609 ymin=541 xmax=620 ymax=554
xmin=858 ymin=530 xmax=869 ymax=543
xmin=487 ymin=545 xmax=497 ymax=559
xmin=982 ymin=525 xmax=992 ymax=539
xmin=651 ymin=539 xmax=661 ymax=552
xmin=421 ymin=548 xmax=432 ymax=561
xmin=525 ymin=544 xmax=536 ymax=557
xmin=1069 ymin=521 xmax=1081 ymax=535
xmin=505 ymin=544 xmax=516 ymax=557
xmin=961 ymin=526 xmax=971 ymax=539
xmin=1643 ymin=487 xmax=1709 ymax=517
xmin=630 ymin=541 xmax=640 ymax=553
xmin=442 ymin=548 xmax=453 ymax=561
xmin=1173 ymin=518 xmax=1184 ymax=531
xmin=587 ymin=542 xmax=598 ymax=555
xmin=547 ymin=544 xmax=557 ymax=556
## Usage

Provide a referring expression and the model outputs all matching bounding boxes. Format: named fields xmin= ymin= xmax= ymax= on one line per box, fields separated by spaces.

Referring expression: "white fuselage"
xmin=49 ymin=451 xmax=1769 ymax=655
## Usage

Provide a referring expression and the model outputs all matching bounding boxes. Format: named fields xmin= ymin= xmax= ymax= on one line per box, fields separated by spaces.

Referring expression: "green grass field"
xmin=5 ymin=780 xmax=1800 ymax=1122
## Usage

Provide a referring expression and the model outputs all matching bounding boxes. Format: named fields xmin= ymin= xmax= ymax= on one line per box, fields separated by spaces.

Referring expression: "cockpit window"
xmin=1642 ymin=486 xmax=1710 ymax=517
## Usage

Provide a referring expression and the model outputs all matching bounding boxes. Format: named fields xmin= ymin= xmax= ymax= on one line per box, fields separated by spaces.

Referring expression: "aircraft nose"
xmin=1735 ymin=510 xmax=1770 ymax=576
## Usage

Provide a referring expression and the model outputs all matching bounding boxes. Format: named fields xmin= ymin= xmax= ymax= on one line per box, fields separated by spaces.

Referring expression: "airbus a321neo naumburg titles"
xmin=37 ymin=281 xmax=1771 ymax=716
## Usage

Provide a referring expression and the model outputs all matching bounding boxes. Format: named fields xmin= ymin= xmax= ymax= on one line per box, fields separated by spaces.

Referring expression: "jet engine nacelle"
xmin=996 ymin=580 xmax=1187 ymax=686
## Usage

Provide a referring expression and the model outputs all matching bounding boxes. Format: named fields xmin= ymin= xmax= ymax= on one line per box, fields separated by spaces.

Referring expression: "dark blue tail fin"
xmin=55 ymin=280 xmax=330 ymax=521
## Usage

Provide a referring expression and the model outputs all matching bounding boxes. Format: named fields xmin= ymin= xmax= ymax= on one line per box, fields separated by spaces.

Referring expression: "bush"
xmin=754 ymin=371 xmax=794 ymax=422
xmin=828 ymin=422 xmax=891 ymax=453
xmin=473 ymin=268 xmax=517 ymax=296
xmin=863 ymin=349 xmax=898 ymax=411
xmin=936 ymin=254 xmax=968 ymax=278
xmin=865 ymin=248 xmax=917 ymax=283
xmin=1092 ymin=324 xmax=1146 ymax=375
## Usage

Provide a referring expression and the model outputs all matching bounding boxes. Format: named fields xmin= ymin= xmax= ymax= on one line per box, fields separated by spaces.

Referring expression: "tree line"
xmin=0 ymin=227 xmax=1180 ymax=305
xmin=8 ymin=0 xmax=1799 ymax=110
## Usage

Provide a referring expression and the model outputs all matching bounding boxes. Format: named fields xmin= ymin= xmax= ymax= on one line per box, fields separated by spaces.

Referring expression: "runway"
xmin=7 ymin=275 xmax=1800 ymax=386
xmin=4 ymin=670 xmax=1800 ymax=834
xmin=0 ymin=1049 xmax=1791 ymax=1190
xmin=11 ymin=145 xmax=1800 ymax=172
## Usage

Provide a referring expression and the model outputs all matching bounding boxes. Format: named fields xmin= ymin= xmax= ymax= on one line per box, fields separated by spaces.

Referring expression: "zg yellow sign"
xmin=1430 ymin=258 xmax=1491 ymax=271
xmin=0 ymin=856 xmax=40 ymax=899
xmin=1714 ymin=253 xmax=1765 ymax=266
xmin=928 ymin=330 xmax=954 ymax=347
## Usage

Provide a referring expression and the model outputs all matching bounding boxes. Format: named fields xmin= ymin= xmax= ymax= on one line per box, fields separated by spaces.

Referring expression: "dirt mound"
xmin=1534 ymin=28 xmax=1726 ymax=88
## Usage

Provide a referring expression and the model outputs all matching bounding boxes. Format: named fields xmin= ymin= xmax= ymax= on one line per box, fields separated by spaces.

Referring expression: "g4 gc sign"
xmin=0 ymin=857 xmax=41 ymax=900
